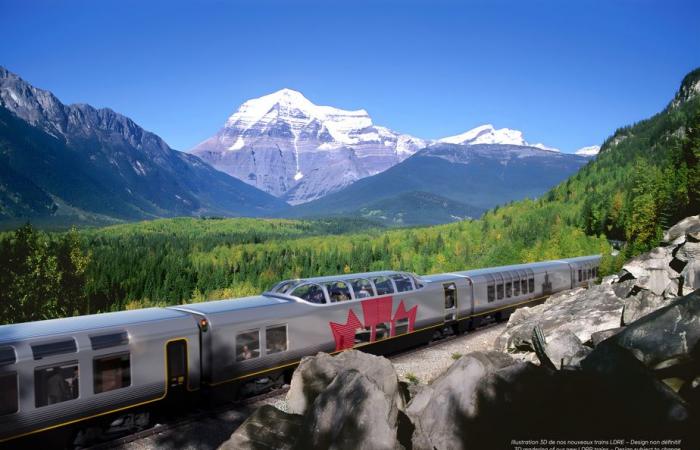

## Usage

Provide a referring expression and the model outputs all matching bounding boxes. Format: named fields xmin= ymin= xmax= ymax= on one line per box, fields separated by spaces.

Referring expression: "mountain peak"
xmin=438 ymin=123 xmax=555 ymax=149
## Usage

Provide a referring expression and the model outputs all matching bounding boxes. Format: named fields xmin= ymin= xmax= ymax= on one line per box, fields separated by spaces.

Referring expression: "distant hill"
xmin=284 ymin=143 xmax=588 ymax=225
xmin=0 ymin=67 xmax=285 ymax=226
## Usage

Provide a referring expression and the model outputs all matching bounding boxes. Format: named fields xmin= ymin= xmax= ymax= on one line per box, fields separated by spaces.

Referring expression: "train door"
xmin=166 ymin=340 xmax=188 ymax=394
xmin=542 ymin=272 xmax=553 ymax=296
xmin=443 ymin=283 xmax=457 ymax=322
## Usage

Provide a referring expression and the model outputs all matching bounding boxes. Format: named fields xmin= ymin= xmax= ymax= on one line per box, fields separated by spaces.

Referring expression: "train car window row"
xmin=35 ymin=361 xmax=79 ymax=407
xmin=94 ymin=353 xmax=131 ymax=394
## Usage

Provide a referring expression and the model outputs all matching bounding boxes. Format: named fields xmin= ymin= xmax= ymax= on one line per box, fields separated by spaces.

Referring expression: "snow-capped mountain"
xmin=574 ymin=145 xmax=601 ymax=157
xmin=192 ymin=90 xmax=599 ymax=205
xmin=438 ymin=124 xmax=560 ymax=152
xmin=192 ymin=89 xmax=427 ymax=205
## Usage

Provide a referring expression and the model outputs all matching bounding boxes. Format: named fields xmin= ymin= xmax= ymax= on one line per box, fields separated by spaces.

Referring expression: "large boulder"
xmin=286 ymin=349 xmax=403 ymax=416
xmin=407 ymin=351 xmax=520 ymax=450
xmin=218 ymin=405 xmax=303 ymax=450
xmin=607 ymin=289 xmax=700 ymax=371
xmin=496 ymin=284 xmax=624 ymax=353
xmin=663 ymin=215 xmax=700 ymax=245
xmin=622 ymin=289 xmax=673 ymax=325
xmin=579 ymin=341 xmax=690 ymax=436
xmin=295 ymin=369 xmax=401 ymax=450
xmin=620 ymin=246 xmax=675 ymax=296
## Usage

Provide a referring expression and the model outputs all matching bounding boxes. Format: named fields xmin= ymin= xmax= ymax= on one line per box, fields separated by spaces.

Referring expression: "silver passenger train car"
xmin=0 ymin=255 xmax=600 ymax=445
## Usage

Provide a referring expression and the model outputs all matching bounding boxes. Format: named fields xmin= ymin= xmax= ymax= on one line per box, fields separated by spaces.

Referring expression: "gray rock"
xmin=580 ymin=341 xmax=689 ymax=431
xmin=608 ymin=289 xmax=700 ymax=371
xmin=590 ymin=327 xmax=624 ymax=347
xmin=496 ymin=284 xmax=624 ymax=353
xmin=286 ymin=350 xmax=402 ymax=416
xmin=663 ymin=215 xmax=700 ymax=244
xmin=621 ymin=246 xmax=674 ymax=296
xmin=295 ymin=369 xmax=400 ymax=450
xmin=601 ymin=274 xmax=619 ymax=285
xmin=407 ymin=351 xmax=516 ymax=450
xmin=676 ymin=241 xmax=700 ymax=263
xmin=219 ymin=404 xmax=303 ymax=450
xmin=621 ymin=289 xmax=670 ymax=325
xmin=542 ymin=329 xmax=591 ymax=369
xmin=680 ymin=260 xmax=700 ymax=295
xmin=612 ymin=279 xmax=638 ymax=299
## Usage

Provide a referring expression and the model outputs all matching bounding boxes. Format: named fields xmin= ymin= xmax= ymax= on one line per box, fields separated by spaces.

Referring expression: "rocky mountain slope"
xmin=0 ymin=67 xmax=285 ymax=224
xmin=284 ymin=143 xmax=588 ymax=225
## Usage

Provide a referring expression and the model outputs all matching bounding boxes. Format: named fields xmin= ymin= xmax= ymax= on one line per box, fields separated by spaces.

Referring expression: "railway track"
xmin=88 ymin=320 xmax=503 ymax=449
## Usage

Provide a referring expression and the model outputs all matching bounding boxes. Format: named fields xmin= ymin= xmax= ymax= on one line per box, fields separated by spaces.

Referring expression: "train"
xmin=0 ymin=254 xmax=600 ymax=445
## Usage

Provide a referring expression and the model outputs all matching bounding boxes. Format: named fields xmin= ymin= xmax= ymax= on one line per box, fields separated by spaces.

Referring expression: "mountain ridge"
xmin=0 ymin=66 xmax=286 ymax=224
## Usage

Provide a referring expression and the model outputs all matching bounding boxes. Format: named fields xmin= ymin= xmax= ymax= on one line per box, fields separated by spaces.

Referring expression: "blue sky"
xmin=1 ymin=0 xmax=699 ymax=153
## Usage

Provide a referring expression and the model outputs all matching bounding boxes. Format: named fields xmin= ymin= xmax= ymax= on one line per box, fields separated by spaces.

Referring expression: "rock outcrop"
xmin=286 ymin=349 xmax=404 ymax=416
xmin=497 ymin=215 xmax=700 ymax=365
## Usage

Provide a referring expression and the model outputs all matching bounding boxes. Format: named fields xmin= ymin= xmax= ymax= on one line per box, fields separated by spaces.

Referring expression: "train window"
xmin=94 ymin=353 xmax=131 ymax=394
xmin=349 ymin=278 xmax=375 ymax=299
xmin=32 ymin=339 xmax=77 ymax=360
xmin=90 ymin=332 xmax=128 ymax=351
xmin=0 ymin=373 xmax=18 ymax=415
xmin=291 ymin=283 xmax=327 ymax=304
xmin=443 ymin=283 xmax=456 ymax=309
xmin=35 ymin=362 xmax=79 ymax=407
xmin=487 ymin=285 xmax=495 ymax=303
xmin=391 ymin=274 xmax=413 ymax=293
xmin=355 ymin=326 xmax=372 ymax=345
xmin=578 ymin=270 xmax=582 ymax=282
xmin=266 ymin=325 xmax=288 ymax=354
xmin=372 ymin=276 xmax=395 ymax=295
xmin=593 ymin=267 xmax=598 ymax=278
xmin=394 ymin=318 xmax=409 ymax=336
xmin=506 ymin=282 xmax=512 ymax=298
xmin=588 ymin=268 xmax=593 ymax=279
xmin=513 ymin=280 xmax=520 ymax=296
xmin=376 ymin=323 xmax=390 ymax=341
xmin=236 ymin=330 xmax=261 ymax=361
xmin=325 ymin=281 xmax=351 ymax=302
xmin=496 ymin=284 xmax=504 ymax=300
xmin=528 ymin=278 xmax=534 ymax=293
xmin=272 ymin=280 xmax=298 ymax=294
xmin=0 ymin=347 xmax=15 ymax=367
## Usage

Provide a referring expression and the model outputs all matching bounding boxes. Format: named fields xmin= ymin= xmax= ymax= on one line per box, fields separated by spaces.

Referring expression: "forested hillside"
xmin=1 ymin=68 xmax=697 ymax=325
xmin=538 ymin=68 xmax=700 ymax=256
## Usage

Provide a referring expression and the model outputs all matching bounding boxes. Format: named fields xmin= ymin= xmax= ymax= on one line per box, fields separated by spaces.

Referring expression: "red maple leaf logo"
xmin=329 ymin=297 xmax=418 ymax=351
